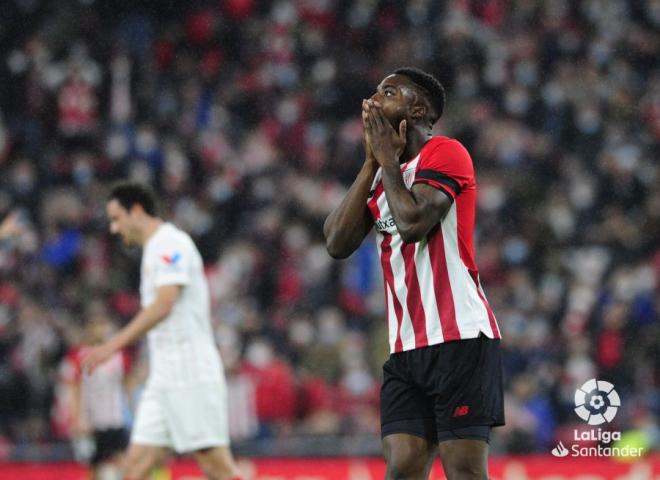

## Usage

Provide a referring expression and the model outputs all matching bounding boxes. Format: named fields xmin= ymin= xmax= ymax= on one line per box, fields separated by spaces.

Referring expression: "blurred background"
xmin=0 ymin=0 xmax=658 ymax=477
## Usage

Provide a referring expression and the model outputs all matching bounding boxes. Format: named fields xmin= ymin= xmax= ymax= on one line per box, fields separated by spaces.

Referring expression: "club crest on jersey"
xmin=402 ymin=168 xmax=416 ymax=189
xmin=161 ymin=252 xmax=181 ymax=266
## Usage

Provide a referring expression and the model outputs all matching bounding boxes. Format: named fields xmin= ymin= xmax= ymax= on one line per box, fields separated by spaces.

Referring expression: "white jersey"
xmin=140 ymin=223 xmax=224 ymax=389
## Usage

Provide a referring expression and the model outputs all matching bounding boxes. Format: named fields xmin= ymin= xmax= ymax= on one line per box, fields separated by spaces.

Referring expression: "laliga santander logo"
xmin=551 ymin=379 xmax=643 ymax=458
xmin=574 ymin=378 xmax=620 ymax=425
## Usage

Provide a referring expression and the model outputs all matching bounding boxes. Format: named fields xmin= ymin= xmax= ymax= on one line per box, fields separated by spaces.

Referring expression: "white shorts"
xmin=130 ymin=383 xmax=229 ymax=453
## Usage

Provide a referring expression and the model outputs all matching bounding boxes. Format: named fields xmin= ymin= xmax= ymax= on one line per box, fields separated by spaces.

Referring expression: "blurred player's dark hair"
xmin=108 ymin=182 xmax=158 ymax=216
xmin=394 ymin=67 xmax=446 ymax=123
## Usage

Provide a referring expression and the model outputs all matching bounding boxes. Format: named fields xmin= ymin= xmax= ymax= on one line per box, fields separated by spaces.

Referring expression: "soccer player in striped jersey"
xmin=324 ymin=67 xmax=504 ymax=480
xmin=63 ymin=313 xmax=130 ymax=479
xmin=82 ymin=182 xmax=242 ymax=480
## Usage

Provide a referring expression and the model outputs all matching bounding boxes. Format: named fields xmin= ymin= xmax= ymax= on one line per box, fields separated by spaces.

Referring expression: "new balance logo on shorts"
xmin=453 ymin=405 xmax=470 ymax=417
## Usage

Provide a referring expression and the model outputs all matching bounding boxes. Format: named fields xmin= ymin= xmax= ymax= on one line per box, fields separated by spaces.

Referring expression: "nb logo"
xmin=452 ymin=405 xmax=470 ymax=417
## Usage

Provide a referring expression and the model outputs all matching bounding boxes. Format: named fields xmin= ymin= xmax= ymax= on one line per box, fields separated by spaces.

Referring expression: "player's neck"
xmin=400 ymin=129 xmax=431 ymax=164
xmin=140 ymin=217 xmax=164 ymax=245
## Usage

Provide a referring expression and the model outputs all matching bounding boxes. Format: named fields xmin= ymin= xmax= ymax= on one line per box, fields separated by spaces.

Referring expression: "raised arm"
xmin=323 ymin=100 xmax=379 ymax=259
xmin=364 ymin=100 xmax=451 ymax=243
xmin=323 ymin=160 xmax=376 ymax=259
xmin=380 ymin=171 xmax=451 ymax=243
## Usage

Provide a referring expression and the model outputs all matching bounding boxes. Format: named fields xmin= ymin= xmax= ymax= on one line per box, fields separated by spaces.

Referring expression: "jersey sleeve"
xmin=413 ymin=139 xmax=474 ymax=200
xmin=151 ymin=236 xmax=192 ymax=288
xmin=121 ymin=350 xmax=132 ymax=374
xmin=60 ymin=349 xmax=82 ymax=383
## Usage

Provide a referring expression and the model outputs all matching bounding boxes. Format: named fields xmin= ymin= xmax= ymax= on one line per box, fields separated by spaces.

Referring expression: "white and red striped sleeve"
xmin=61 ymin=349 xmax=82 ymax=384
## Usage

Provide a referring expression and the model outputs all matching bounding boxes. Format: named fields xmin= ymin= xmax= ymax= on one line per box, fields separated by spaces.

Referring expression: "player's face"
xmin=85 ymin=317 xmax=111 ymax=344
xmin=106 ymin=199 xmax=141 ymax=246
xmin=370 ymin=74 xmax=416 ymax=129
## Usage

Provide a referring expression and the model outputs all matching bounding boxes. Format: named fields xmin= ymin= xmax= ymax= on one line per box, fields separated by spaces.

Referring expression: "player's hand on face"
xmin=362 ymin=100 xmax=377 ymax=165
xmin=363 ymin=99 xmax=407 ymax=167
xmin=80 ymin=343 xmax=114 ymax=374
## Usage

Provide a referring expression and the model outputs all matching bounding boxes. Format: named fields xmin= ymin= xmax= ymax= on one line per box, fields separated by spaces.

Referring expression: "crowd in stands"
xmin=0 ymin=0 xmax=658 ymax=456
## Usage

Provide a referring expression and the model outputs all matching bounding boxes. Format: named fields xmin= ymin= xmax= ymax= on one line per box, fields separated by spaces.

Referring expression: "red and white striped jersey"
xmin=367 ymin=136 xmax=501 ymax=353
xmin=62 ymin=348 xmax=130 ymax=430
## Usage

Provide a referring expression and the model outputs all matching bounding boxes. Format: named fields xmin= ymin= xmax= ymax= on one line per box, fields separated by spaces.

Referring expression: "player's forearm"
xmin=381 ymin=164 xmax=426 ymax=242
xmin=323 ymin=161 xmax=377 ymax=258
xmin=69 ymin=383 xmax=82 ymax=424
xmin=107 ymin=301 xmax=172 ymax=352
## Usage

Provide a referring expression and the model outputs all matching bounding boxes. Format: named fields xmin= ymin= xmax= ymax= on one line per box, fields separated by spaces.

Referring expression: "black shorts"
xmin=380 ymin=334 xmax=505 ymax=444
xmin=91 ymin=428 xmax=128 ymax=465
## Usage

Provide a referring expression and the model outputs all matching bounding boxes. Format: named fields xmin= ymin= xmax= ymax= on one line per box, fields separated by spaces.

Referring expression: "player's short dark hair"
xmin=394 ymin=67 xmax=446 ymax=123
xmin=108 ymin=182 xmax=158 ymax=217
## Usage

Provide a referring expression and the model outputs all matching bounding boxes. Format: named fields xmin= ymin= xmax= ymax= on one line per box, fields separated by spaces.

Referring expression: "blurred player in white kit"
xmin=82 ymin=182 xmax=242 ymax=480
